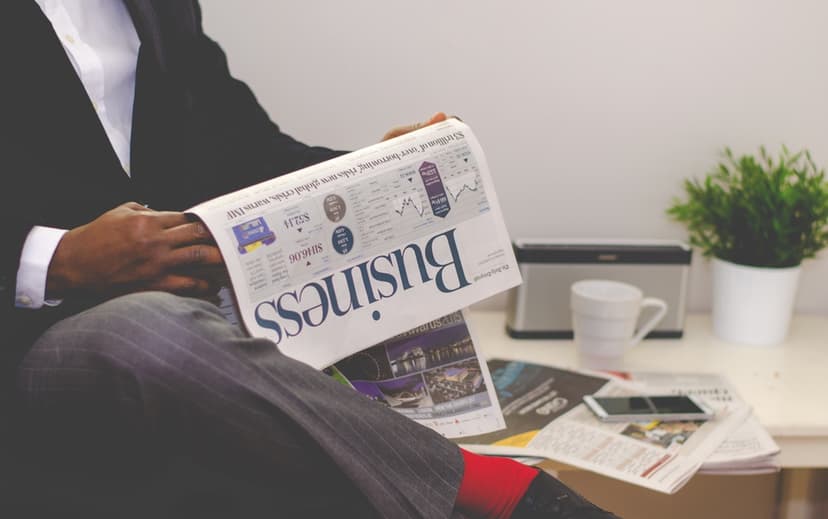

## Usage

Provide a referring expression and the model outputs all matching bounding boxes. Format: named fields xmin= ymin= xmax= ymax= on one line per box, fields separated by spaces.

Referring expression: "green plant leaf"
xmin=666 ymin=145 xmax=828 ymax=267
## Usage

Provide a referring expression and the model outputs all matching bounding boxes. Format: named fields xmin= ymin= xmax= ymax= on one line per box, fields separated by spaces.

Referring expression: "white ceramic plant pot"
xmin=711 ymin=257 xmax=801 ymax=346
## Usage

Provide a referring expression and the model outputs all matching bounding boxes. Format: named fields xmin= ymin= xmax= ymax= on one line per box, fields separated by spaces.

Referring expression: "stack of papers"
xmin=699 ymin=415 xmax=780 ymax=475
xmin=458 ymin=361 xmax=778 ymax=494
xmin=618 ymin=371 xmax=780 ymax=476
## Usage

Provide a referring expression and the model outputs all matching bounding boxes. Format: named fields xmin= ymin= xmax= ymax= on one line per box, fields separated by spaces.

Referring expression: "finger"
xmin=123 ymin=201 xmax=152 ymax=212
xmin=381 ymin=112 xmax=448 ymax=141
xmin=165 ymin=244 xmax=224 ymax=268
xmin=120 ymin=206 xmax=189 ymax=228
xmin=426 ymin=112 xmax=447 ymax=125
xmin=186 ymin=264 xmax=229 ymax=285
xmin=117 ymin=204 xmax=188 ymax=229
xmin=381 ymin=126 xmax=412 ymax=142
xmin=164 ymin=221 xmax=215 ymax=247
xmin=150 ymin=211 xmax=192 ymax=229
xmin=148 ymin=274 xmax=214 ymax=296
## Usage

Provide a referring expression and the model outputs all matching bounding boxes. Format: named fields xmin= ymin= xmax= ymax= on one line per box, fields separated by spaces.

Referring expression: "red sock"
xmin=455 ymin=448 xmax=540 ymax=519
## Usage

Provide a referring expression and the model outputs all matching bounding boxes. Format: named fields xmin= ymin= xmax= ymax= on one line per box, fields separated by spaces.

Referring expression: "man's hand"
xmin=381 ymin=112 xmax=448 ymax=142
xmin=47 ymin=202 xmax=225 ymax=299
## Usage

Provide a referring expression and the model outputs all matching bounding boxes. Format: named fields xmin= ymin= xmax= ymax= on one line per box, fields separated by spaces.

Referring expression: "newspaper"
xmin=189 ymin=119 xmax=521 ymax=369
xmin=623 ymin=372 xmax=780 ymax=475
xmin=458 ymin=360 xmax=613 ymax=449
xmin=459 ymin=360 xmax=751 ymax=494
xmin=324 ymin=311 xmax=506 ymax=439
xmin=699 ymin=416 xmax=780 ymax=474
xmin=188 ymin=120 xmax=519 ymax=438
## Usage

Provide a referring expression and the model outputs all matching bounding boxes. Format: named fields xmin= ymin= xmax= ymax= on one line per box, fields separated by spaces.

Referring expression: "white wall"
xmin=200 ymin=0 xmax=828 ymax=314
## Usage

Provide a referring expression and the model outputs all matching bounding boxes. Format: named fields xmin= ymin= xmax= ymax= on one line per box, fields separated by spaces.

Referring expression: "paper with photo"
xmin=625 ymin=371 xmax=780 ymax=474
xmin=326 ymin=311 xmax=505 ymax=438
xmin=460 ymin=360 xmax=751 ymax=493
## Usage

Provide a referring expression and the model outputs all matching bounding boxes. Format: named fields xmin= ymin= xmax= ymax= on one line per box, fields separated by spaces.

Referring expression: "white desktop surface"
xmin=467 ymin=311 xmax=828 ymax=468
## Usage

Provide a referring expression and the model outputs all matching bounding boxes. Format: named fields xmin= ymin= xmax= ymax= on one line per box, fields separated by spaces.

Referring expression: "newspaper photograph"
xmin=189 ymin=119 xmax=521 ymax=368
xmin=324 ymin=311 xmax=506 ymax=438
xmin=459 ymin=360 xmax=751 ymax=494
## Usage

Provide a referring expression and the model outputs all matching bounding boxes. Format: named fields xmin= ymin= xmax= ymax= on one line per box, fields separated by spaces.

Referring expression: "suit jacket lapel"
xmin=5 ymin=1 xmax=127 ymax=181
xmin=123 ymin=0 xmax=167 ymax=72
xmin=2 ymin=0 xmax=133 ymax=225
xmin=122 ymin=0 xmax=174 ymax=195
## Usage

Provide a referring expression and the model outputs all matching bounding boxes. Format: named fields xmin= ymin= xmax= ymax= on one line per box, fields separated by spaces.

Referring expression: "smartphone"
xmin=582 ymin=394 xmax=715 ymax=422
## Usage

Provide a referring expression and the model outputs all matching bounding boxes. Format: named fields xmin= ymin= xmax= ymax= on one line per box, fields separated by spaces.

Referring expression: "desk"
xmin=468 ymin=311 xmax=828 ymax=467
xmin=468 ymin=310 xmax=828 ymax=518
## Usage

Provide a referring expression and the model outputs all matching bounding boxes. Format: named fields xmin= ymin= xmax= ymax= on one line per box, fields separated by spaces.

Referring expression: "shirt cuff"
xmin=15 ymin=226 xmax=68 ymax=309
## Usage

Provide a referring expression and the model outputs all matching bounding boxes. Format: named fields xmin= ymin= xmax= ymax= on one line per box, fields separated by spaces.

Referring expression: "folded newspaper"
xmin=622 ymin=372 xmax=780 ymax=476
xmin=189 ymin=119 xmax=520 ymax=438
xmin=458 ymin=360 xmax=759 ymax=494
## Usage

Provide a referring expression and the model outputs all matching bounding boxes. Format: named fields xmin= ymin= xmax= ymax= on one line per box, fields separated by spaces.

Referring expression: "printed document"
xmin=189 ymin=119 xmax=519 ymax=437
xmin=326 ymin=311 xmax=506 ymax=439
xmin=460 ymin=361 xmax=752 ymax=493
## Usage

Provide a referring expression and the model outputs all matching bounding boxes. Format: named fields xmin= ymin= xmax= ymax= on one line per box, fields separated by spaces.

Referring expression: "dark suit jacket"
xmin=0 ymin=0 xmax=344 ymax=385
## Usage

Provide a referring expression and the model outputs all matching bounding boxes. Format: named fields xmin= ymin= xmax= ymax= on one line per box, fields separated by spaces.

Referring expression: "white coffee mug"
xmin=570 ymin=280 xmax=668 ymax=370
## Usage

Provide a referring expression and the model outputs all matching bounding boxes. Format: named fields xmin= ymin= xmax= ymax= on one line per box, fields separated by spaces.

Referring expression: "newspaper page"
xmin=189 ymin=119 xmax=521 ymax=369
xmin=324 ymin=311 xmax=505 ymax=439
xmin=624 ymin=372 xmax=780 ymax=474
xmin=458 ymin=360 xmax=613 ymax=450
xmin=700 ymin=416 xmax=780 ymax=474
xmin=460 ymin=360 xmax=750 ymax=494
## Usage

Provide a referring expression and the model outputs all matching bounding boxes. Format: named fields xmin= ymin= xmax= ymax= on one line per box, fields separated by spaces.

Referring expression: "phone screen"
xmin=593 ymin=396 xmax=706 ymax=415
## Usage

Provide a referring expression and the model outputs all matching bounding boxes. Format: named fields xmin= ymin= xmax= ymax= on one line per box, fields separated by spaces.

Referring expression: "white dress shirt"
xmin=16 ymin=0 xmax=139 ymax=309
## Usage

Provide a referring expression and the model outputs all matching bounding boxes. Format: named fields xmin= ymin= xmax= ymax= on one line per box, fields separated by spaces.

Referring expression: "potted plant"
xmin=667 ymin=146 xmax=828 ymax=345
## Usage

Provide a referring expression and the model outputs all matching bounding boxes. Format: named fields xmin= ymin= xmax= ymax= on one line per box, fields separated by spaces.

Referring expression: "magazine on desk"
xmin=188 ymin=119 xmax=519 ymax=438
xmin=459 ymin=360 xmax=754 ymax=494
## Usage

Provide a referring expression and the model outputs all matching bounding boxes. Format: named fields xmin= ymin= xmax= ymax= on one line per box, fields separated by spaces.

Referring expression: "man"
xmin=0 ymin=1 xmax=618 ymax=518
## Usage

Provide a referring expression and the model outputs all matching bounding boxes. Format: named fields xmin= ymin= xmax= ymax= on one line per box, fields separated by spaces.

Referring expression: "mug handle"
xmin=629 ymin=298 xmax=668 ymax=347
